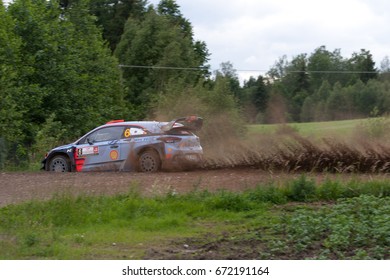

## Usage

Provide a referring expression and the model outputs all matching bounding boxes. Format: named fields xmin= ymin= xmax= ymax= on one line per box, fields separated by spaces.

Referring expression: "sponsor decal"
xmin=77 ymin=146 xmax=99 ymax=157
xmin=110 ymin=150 xmax=119 ymax=160
xmin=131 ymin=137 xmax=148 ymax=143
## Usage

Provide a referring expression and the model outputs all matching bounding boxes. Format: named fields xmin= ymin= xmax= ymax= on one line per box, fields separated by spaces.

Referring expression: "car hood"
xmin=50 ymin=143 xmax=74 ymax=153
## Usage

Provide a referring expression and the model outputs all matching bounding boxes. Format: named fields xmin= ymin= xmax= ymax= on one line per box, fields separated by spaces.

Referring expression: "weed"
xmin=23 ymin=233 xmax=40 ymax=247
xmin=316 ymin=179 xmax=344 ymax=200
xmin=205 ymin=190 xmax=254 ymax=212
xmin=287 ymin=175 xmax=316 ymax=202
xmin=250 ymin=183 xmax=288 ymax=204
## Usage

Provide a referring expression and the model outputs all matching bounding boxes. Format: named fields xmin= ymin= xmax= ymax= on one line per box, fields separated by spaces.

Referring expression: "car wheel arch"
xmin=137 ymin=147 xmax=162 ymax=172
xmin=46 ymin=153 xmax=72 ymax=171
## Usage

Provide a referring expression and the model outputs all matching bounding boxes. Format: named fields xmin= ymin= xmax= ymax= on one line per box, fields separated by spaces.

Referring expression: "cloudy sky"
xmin=148 ymin=0 xmax=390 ymax=82
xmin=3 ymin=0 xmax=389 ymax=82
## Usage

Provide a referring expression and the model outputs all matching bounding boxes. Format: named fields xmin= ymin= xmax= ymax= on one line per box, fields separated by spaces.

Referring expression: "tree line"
xmin=236 ymin=47 xmax=390 ymax=124
xmin=0 ymin=0 xmax=389 ymax=168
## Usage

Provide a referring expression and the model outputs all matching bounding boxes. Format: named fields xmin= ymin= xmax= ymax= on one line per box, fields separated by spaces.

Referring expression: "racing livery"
xmin=42 ymin=116 xmax=203 ymax=172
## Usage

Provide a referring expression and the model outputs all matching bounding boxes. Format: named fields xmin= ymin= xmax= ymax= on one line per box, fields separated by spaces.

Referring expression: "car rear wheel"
xmin=138 ymin=150 xmax=161 ymax=172
xmin=49 ymin=155 xmax=70 ymax=172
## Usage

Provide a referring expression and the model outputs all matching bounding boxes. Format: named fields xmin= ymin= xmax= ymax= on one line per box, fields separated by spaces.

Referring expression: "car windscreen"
xmin=79 ymin=126 xmax=124 ymax=144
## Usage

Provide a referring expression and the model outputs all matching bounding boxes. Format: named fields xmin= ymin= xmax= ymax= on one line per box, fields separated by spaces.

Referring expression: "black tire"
xmin=138 ymin=150 xmax=161 ymax=172
xmin=49 ymin=155 xmax=70 ymax=172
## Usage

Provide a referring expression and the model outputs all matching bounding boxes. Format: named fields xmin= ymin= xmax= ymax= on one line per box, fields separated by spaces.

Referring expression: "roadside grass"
xmin=0 ymin=176 xmax=389 ymax=259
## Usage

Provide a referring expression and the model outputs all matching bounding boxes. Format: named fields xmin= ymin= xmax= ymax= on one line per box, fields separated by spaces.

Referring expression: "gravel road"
xmin=0 ymin=169 xmax=388 ymax=206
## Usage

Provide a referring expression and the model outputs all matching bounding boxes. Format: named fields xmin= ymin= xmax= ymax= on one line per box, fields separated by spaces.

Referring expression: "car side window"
xmin=83 ymin=126 xmax=124 ymax=144
xmin=122 ymin=126 xmax=149 ymax=138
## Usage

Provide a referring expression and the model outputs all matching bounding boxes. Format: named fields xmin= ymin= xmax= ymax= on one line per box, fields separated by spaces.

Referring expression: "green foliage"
xmin=240 ymin=75 xmax=270 ymax=123
xmin=273 ymin=195 xmax=390 ymax=259
xmin=249 ymin=184 xmax=288 ymax=204
xmin=358 ymin=114 xmax=390 ymax=139
xmin=89 ymin=0 xmax=147 ymax=52
xmin=205 ymin=190 xmax=253 ymax=212
xmin=1 ymin=0 xmax=126 ymax=168
xmin=286 ymin=175 xmax=316 ymax=202
xmin=268 ymin=46 xmax=383 ymax=122
xmin=0 ymin=137 xmax=6 ymax=169
xmin=115 ymin=3 xmax=209 ymax=119
xmin=316 ymin=179 xmax=344 ymax=200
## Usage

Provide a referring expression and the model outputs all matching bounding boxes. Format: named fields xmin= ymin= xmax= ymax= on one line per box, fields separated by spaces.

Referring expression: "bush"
xmin=317 ymin=179 xmax=344 ymax=200
xmin=205 ymin=191 xmax=253 ymax=212
xmin=0 ymin=137 xmax=6 ymax=169
xmin=358 ymin=114 xmax=390 ymax=140
xmin=249 ymin=184 xmax=288 ymax=204
xmin=287 ymin=175 xmax=316 ymax=202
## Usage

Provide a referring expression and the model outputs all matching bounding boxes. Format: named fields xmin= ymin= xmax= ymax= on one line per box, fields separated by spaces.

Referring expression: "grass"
xmin=247 ymin=118 xmax=365 ymax=139
xmin=1 ymin=177 xmax=389 ymax=259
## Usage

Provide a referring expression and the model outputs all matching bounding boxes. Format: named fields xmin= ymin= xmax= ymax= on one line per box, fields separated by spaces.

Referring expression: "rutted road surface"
xmin=0 ymin=169 xmax=388 ymax=206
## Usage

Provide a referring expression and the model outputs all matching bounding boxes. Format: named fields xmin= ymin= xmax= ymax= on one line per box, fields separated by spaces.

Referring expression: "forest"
xmin=1 ymin=0 xmax=390 ymax=168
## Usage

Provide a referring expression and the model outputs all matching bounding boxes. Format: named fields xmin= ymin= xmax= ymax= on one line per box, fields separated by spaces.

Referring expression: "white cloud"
xmin=151 ymin=0 xmax=390 ymax=81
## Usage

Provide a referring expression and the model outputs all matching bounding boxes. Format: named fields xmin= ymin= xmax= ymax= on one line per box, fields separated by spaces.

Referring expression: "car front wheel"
xmin=49 ymin=155 xmax=70 ymax=172
xmin=138 ymin=150 xmax=161 ymax=172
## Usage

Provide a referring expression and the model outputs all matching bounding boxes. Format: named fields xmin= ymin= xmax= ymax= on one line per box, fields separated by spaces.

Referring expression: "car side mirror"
xmin=87 ymin=138 xmax=93 ymax=145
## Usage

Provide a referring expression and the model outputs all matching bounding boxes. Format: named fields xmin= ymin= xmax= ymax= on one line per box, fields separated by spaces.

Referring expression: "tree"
xmin=241 ymin=75 xmax=269 ymax=123
xmin=281 ymin=54 xmax=310 ymax=121
xmin=215 ymin=61 xmax=240 ymax=99
xmin=157 ymin=0 xmax=210 ymax=74
xmin=60 ymin=0 xmax=147 ymax=52
xmin=380 ymin=56 xmax=390 ymax=73
xmin=0 ymin=1 xmax=24 ymax=166
xmin=348 ymin=49 xmax=378 ymax=84
xmin=157 ymin=0 xmax=191 ymax=37
xmin=267 ymin=55 xmax=288 ymax=81
xmin=91 ymin=0 xmax=147 ymax=52
xmin=379 ymin=56 xmax=390 ymax=82
xmin=312 ymin=80 xmax=332 ymax=121
xmin=4 ymin=0 xmax=125 ymax=166
xmin=308 ymin=46 xmax=348 ymax=89
xmin=115 ymin=3 xmax=210 ymax=118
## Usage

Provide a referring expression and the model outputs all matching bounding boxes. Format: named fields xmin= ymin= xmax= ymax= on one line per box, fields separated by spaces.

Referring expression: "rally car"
xmin=42 ymin=116 xmax=203 ymax=172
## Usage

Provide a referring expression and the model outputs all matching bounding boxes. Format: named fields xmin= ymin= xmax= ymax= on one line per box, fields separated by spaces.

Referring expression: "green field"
xmin=247 ymin=118 xmax=366 ymax=139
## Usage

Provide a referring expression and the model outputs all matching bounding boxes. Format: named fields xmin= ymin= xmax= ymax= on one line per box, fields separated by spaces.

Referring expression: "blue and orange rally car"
xmin=42 ymin=116 xmax=203 ymax=172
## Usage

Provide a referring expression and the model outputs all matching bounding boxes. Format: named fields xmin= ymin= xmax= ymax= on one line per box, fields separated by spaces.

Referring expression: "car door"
xmin=76 ymin=126 xmax=125 ymax=171
xmin=117 ymin=126 xmax=151 ymax=171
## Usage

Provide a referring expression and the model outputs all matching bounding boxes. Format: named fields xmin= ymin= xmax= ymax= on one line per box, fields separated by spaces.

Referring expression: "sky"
xmin=147 ymin=0 xmax=390 ymax=82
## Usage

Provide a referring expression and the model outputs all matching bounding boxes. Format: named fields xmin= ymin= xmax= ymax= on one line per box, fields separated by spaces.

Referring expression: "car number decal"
xmin=124 ymin=128 xmax=131 ymax=138
xmin=77 ymin=146 xmax=99 ymax=157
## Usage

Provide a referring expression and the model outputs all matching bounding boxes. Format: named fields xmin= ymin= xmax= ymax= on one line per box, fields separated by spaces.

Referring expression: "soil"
xmin=1 ymin=169 xmax=387 ymax=207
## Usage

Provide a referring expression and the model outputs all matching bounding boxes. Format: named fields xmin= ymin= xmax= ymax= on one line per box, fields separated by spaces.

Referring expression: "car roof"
xmin=102 ymin=121 xmax=167 ymax=133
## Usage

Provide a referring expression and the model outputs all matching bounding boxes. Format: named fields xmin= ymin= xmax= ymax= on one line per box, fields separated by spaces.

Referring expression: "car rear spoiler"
xmin=161 ymin=116 xmax=203 ymax=132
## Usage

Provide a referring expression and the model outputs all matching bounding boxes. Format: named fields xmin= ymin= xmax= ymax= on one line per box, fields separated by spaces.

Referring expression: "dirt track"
xmin=1 ymin=169 xmax=388 ymax=207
